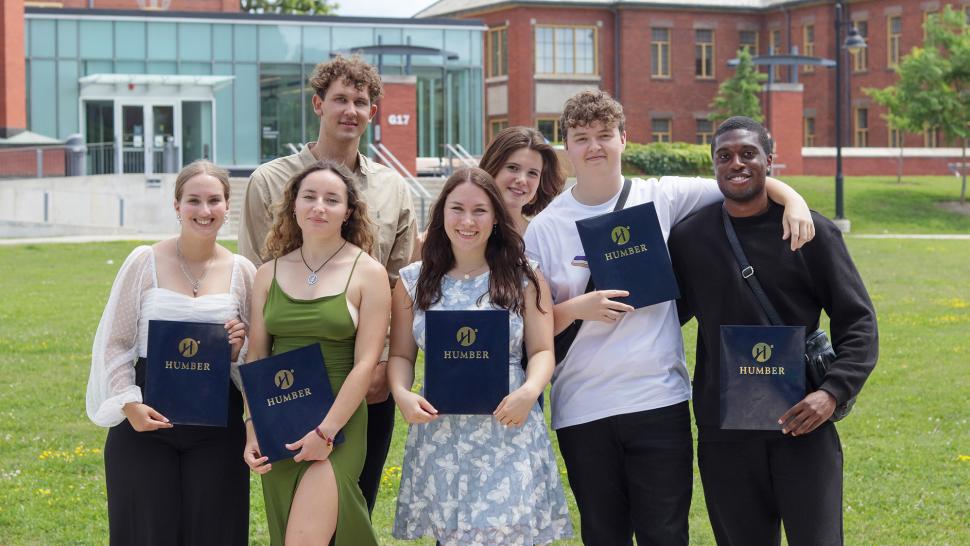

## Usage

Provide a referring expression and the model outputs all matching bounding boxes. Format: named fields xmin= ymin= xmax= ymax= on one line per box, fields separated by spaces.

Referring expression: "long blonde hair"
xmin=264 ymin=160 xmax=374 ymax=258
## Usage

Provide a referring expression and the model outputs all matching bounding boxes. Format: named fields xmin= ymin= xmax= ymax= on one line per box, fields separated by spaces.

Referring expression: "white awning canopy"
xmin=79 ymin=74 xmax=235 ymax=90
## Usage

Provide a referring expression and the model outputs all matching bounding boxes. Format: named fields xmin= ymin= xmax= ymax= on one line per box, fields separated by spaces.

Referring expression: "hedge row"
xmin=622 ymin=142 xmax=713 ymax=177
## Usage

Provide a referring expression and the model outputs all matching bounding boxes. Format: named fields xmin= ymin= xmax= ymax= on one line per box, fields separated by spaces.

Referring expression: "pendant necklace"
xmin=457 ymin=262 xmax=488 ymax=280
xmin=300 ymin=240 xmax=347 ymax=286
xmin=176 ymin=238 xmax=213 ymax=297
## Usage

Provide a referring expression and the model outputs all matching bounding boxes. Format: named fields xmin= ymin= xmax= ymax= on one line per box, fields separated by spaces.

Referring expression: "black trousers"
xmin=358 ymin=396 xmax=395 ymax=514
xmin=103 ymin=361 xmax=249 ymax=545
xmin=556 ymin=401 xmax=693 ymax=546
xmin=698 ymin=423 xmax=843 ymax=546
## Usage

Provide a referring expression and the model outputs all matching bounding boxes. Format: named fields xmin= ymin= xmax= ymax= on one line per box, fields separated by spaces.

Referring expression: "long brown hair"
xmin=415 ymin=167 xmax=541 ymax=314
xmin=479 ymin=126 xmax=565 ymax=216
xmin=264 ymin=160 xmax=374 ymax=258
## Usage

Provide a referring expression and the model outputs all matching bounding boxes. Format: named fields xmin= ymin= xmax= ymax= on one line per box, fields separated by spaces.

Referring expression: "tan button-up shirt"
xmin=237 ymin=143 xmax=416 ymax=287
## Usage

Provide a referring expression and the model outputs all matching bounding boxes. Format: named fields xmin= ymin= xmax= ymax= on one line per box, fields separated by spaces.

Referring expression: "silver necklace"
xmin=457 ymin=262 xmax=488 ymax=280
xmin=300 ymin=241 xmax=347 ymax=286
xmin=175 ymin=238 xmax=213 ymax=297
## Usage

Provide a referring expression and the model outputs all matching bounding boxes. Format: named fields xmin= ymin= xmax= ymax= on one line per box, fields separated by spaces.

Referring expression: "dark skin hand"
xmin=778 ymin=390 xmax=837 ymax=436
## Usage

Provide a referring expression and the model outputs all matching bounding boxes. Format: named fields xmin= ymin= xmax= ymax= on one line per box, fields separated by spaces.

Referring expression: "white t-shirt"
xmin=524 ymin=176 xmax=722 ymax=429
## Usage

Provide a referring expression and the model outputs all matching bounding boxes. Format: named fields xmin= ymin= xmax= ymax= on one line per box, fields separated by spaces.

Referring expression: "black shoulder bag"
xmin=552 ymin=178 xmax=633 ymax=364
xmin=721 ymin=206 xmax=854 ymax=421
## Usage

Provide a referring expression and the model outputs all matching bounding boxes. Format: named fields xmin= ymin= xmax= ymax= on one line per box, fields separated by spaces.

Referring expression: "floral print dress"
xmin=392 ymin=262 xmax=573 ymax=546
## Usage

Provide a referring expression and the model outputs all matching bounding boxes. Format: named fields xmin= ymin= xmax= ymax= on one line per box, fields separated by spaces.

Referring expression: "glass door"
xmin=120 ymin=105 xmax=145 ymax=173
xmin=83 ymin=101 xmax=114 ymax=175
xmin=151 ymin=105 xmax=176 ymax=173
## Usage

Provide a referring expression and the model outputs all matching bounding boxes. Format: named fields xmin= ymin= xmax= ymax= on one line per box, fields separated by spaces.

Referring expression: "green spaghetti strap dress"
xmin=259 ymin=251 xmax=377 ymax=546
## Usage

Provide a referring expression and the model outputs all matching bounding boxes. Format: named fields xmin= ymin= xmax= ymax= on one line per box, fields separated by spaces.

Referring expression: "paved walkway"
xmin=2 ymin=233 xmax=968 ymax=246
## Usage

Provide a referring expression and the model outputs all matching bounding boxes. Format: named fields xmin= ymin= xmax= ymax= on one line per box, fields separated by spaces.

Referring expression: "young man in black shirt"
xmin=668 ymin=116 xmax=878 ymax=545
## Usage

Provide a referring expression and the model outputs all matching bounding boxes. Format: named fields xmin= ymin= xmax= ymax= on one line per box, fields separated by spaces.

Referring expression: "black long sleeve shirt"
xmin=669 ymin=200 xmax=878 ymax=442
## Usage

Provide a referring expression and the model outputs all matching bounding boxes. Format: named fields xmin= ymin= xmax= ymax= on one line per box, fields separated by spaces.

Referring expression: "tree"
xmin=241 ymin=0 xmax=338 ymax=15
xmin=867 ymin=5 xmax=969 ymax=204
xmin=708 ymin=48 xmax=767 ymax=125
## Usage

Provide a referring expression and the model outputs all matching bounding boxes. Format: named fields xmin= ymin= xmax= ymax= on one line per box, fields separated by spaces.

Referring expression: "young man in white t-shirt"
xmin=524 ymin=90 xmax=815 ymax=545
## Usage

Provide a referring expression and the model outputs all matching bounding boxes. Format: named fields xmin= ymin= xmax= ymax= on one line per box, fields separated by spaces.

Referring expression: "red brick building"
xmin=418 ymin=0 xmax=970 ymax=175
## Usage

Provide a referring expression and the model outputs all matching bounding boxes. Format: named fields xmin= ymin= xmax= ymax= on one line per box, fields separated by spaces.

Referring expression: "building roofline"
xmin=416 ymin=0 xmax=830 ymax=19
xmin=24 ymin=6 xmax=484 ymax=29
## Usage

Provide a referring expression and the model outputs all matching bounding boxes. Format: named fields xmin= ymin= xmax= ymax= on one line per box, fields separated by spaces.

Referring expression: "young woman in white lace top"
xmin=85 ymin=160 xmax=256 ymax=545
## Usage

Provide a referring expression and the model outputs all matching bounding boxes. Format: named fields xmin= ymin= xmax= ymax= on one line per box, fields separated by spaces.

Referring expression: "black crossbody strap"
xmin=580 ymin=178 xmax=633 ymax=293
xmin=720 ymin=205 xmax=784 ymax=326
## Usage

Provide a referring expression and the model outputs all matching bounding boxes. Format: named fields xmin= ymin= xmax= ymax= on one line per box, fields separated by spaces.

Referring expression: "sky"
xmin=334 ymin=0 xmax=440 ymax=18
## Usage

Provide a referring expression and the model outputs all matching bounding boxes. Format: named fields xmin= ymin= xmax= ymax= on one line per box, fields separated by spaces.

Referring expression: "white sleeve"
xmin=523 ymin=221 xmax=545 ymax=269
xmin=659 ymin=176 xmax=724 ymax=226
xmin=86 ymin=246 xmax=154 ymax=427
xmin=230 ymin=255 xmax=257 ymax=390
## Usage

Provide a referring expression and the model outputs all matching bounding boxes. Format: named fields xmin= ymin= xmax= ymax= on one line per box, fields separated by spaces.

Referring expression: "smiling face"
xmin=564 ymin=120 xmax=626 ymax=180
xmin=174 ymin=174 xmax=228 ymax=236
xmin=293 ymin=169 xmax=351 ymax=238
xmin=442 ymin=181 xmax=495 ymax=255
xmin=493 ymin=147 xmax=543 ymax=213
xmin=312 ymin=78 xmax=377 ymax=144
xmin=713 ymin=128 xmax=772 ymax=203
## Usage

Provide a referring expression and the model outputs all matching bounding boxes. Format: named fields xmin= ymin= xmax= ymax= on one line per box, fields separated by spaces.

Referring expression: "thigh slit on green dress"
xmin=259 ymin=253 xmax=378 ymax=546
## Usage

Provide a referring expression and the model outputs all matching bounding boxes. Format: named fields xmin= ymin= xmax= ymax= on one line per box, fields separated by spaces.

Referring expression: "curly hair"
xmin=264 ymin=160 xmax=375 ymax=258
xmin=415 ymin=167 xmax=542 ymax=314
xmin=174 ymin=160 xmax=230 ymax=201
xmin=479 ymin=126 xmax=565 ymax=217
xmin=308 ymin=55 xmax=383 ymax=104
xmin=559 ymin=89 xmax=626 ymax=143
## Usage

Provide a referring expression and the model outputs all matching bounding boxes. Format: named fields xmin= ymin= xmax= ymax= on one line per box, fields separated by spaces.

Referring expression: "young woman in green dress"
xmin=243 ymin=160 xmax=391 ymax=546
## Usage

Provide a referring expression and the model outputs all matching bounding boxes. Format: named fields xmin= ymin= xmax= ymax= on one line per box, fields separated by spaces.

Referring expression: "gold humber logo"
xmin=178 ymin=338 xmax=199 ymax=358
xmin=752 ymin=342 xmax=773 ymax=363
xmin=274 ymin=369 xmax=295 ymax=390
xmin=456 ymin=326 xmax=477 ymax=347
xmin=611 ymin=225 xmax=631 ymax=245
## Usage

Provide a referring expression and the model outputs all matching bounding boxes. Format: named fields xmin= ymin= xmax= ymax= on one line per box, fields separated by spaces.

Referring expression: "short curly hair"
xmin=559 ymin=89 xmax=625 ymax=143
xmin=308 ymin=55 xmax=383 ymax=103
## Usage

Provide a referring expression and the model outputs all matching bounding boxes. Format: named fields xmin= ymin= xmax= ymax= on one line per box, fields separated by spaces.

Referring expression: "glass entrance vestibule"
xmin=79 ymin=74 xmax=230 ymax=175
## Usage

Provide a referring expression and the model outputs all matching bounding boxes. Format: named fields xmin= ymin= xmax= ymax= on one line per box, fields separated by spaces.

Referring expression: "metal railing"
xmin=368 ymin=142 xmax=432 ymax=229
xmin=86 ymin=142 xmax=114 ymax=175
xmin=442 ymin=143 xmax=477 ymax=176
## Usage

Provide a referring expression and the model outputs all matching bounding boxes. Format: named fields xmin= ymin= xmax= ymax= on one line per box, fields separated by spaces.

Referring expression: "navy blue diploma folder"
xmin=424 ymin=310 xmax=510 ymax=414
xmin=239 ymin=344 xmax=342 ymax=463
xmin=144 ymin=320 xmax=231 ymax=427
xmin=719 ymin=325 xmax=807 ymax=430
xmin=575 ymin=201 xmax=679 ymax=309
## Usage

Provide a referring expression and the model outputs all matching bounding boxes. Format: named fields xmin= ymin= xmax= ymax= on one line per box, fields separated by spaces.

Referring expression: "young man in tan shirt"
xmin=238 ymin=56 xmax=416 ymax=513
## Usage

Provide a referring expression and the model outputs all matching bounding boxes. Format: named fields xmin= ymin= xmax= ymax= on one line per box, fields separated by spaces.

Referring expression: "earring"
xmin=176 ymin=215 xmax=181 ymax=224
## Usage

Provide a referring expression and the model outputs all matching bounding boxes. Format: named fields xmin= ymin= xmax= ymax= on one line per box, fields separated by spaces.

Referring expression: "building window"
xmin=739 ymin=30 xmax=758 ymax=53
xmin=652 ymin=118 xmax=672 ymax=142
xmin=803 ymin=25 xmax=815 ymax=73
xmin=696 ymin=119 xmax=713 ymax=145
xmin=888 ymin=16 xmax=902 ymax=68
xmin=923 ymin=10 xmax=938 ymax=40
xmin=851 ymin=21 xmax=868 ymax=72
xmin=924 ymin=127 xmax=940 ymax=147
xmin=769 ymin=29 xmax=782 ymax=80
xmin=487 ymin=26 xmax=508 ymax=78
xmin=889 ymin=126 xmax=902 ymax=148
xmin=804 ymin=116 xmax=816 ymax=146
xmin=489 ymin=118 xmax=508 ymax=142
xmin=854 ymin=108 xmax=868 ymax=147
xmin=535 ymin=25 xmax=597 ymax=76
xmin=536 ymin=117 xmax=560 ymax=143
xmin=651 ymin=28 xmax=671 ymax=78
xmin=695 ymin=30 xmax=715 ymax=79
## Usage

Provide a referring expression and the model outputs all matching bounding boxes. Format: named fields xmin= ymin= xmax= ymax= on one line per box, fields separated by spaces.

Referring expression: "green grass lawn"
xmin=1 ymin=236 xmax=967 ymax=545
xmin=765 ymin=175 xmax=970 ymax=235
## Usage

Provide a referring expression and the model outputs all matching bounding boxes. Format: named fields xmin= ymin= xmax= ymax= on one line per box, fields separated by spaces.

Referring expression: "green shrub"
xmin=623 ymin=141 xmax=713 ymax=177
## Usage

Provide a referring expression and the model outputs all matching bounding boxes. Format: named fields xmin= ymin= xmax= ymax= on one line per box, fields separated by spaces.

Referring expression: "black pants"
xmin=698 ymin=423 xmax=843 ymax=546
xmin=104 ymin=361 xmax=249 ymax=545
xmin=556 ymin=401 xmax=693 ymax=546
xmin=358 ymin=396 xmax=395 ymax=514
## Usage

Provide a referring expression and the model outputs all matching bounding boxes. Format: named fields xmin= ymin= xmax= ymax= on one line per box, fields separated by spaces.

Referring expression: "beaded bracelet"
xmin=314 ymin=426 xmax=334 ymax=447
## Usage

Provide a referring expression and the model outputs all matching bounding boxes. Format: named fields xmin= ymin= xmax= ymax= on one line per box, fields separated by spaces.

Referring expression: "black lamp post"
xmin=834 ymin=2 xmax=867 ymax=228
